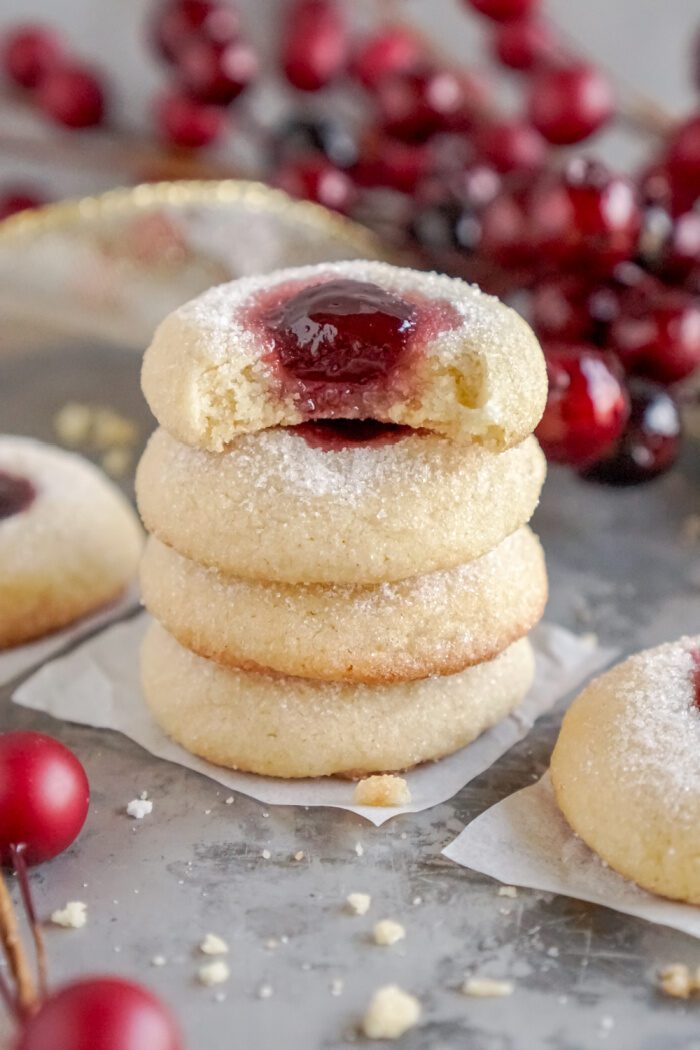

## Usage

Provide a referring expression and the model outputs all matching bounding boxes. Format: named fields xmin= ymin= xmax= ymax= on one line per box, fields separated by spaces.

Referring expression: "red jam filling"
xmin=692 ymin=649 xmax=700 ymax=709
xmin=0 ymin=471 xmax=35 ymax=520
xmin=295 ymin=419 xmax=414 ymax=451
xmin=246 ymin=276 xmax=461 ymax=418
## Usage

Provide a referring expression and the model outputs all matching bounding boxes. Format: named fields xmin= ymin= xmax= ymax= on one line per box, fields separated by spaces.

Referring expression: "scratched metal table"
xmin=1 ymin=337 xmax=700 ymax=1050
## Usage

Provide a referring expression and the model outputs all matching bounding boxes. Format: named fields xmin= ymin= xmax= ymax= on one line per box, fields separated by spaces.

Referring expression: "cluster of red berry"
xmin=0 ymin=0 xmax=698 ymax=484
xmin=0 ymin=731 xmax=182 ymax=1050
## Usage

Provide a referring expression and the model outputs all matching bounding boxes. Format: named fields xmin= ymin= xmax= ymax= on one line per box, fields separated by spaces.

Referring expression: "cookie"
xmin=141 ymin=260 xmax=546 ymax=452
xmin=140 ymin=526 xmax=547 ymax=682
xmin=0 ymin=437 xmax=143 ymax=648
xmin=136 ymin=427 xmax=546 ymax=584
xmin=141 ymin=622 xmax=535 ymax=778
xmin=551 ymin=636 xmax=700 ymax=905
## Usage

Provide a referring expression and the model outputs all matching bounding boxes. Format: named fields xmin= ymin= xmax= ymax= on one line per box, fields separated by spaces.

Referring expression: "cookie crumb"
xmin=346 ymin=892 xmax=371 ymax=916
xmin=200 ymin=933 xmax=229 ymax=956
xmin=50 ymin=901 xmax=87 ymax=929
xmin=126 ymin=799 xmax=153 ymax=819
xmin=362 ymin=985 xmax=421 ymax=1040
xmin=462 ymin=976 xmax=514 ymax=998
xmin=293 ymin=850 xmax=305 ymax=861
xmin=225 ymin=796 xmax=235 ymax=805
xmin=497 ymin=886 xmax=518 ymax=898
xmin=100 ymin=447 xmax=133 ymax=479
xmin=353 ymin=775 xmax=411 ymax=807
xmin=257 ymin=983 xmax=274 ymax=1000
xmin=355 ymin=842 xmax=364 ymax=857
xmin=330 ymin=978 xmax=344 ymax=997
xmin=261 ymin=849 xmax=271 ymax=860
xmin=53 ymin=402 xmax=93 ymax=446
xmin=659 ymin=963 xmax=695 ymax=999
xmin=198 ymin=960 xmax=230 ymax=987
xmin=151 ymin=955 xmax=167 ymax=967
xmin=373 ymin=920 xmax=406 ymax=946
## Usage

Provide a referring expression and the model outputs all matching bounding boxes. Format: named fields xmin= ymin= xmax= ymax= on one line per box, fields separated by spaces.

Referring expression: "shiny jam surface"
xmin=294 ymin=419 xmax=414 ymax=450
xmin=0 ymin=470 xmax=35 ymax=520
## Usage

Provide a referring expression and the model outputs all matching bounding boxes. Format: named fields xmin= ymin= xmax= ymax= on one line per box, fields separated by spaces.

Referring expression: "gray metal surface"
xmin=1 ymin=339 xmax=700 ymax=1050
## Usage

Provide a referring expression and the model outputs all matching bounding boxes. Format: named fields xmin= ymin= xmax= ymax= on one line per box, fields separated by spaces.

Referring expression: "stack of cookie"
xmin=136 ymin=261 xmax=548 ymax=779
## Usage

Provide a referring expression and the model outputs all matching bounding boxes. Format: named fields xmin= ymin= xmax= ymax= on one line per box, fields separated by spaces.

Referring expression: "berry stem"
xmin=0 ymin=868 xmax=37 ymax=1016
xmin=0 ymin=964 xmax=19 ymax=1023
xmin=11 ymin=847 xmax=47 ymax=1000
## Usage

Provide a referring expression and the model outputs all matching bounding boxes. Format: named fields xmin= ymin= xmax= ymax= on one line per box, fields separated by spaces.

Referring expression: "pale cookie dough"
xmin=0 ymin=436 xmax=143 ymax=648
xmin=551 ymin=636 xmax=700 ymax=905
xmin=136 ymin=427 xmax=546 ymax=584
xmin=140 ymin=527 xmax=547 ymax=682
xmin=141 ymin=260 xmax=546 ymax=452
xmin=141 ymin=623 xmax=535 ymax=779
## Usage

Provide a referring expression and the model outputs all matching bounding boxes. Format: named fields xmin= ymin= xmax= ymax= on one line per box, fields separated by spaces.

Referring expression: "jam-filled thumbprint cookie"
xmin=0 ymin=437 xmax=143 ymax=648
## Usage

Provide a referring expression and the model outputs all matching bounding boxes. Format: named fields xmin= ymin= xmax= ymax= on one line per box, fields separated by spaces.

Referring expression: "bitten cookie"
xmin=136 ymin=427 xmax=546 ymax=584
xmin=141 ymin=527 xmax=547 ymax=682
xmin=0 ymin=437 xmax=143 ymax=648
xmin=551 ymin=636 xmax=700 ymax=905
xmin=141 ymin=260 xmax=546 ymax=452
xmin=141 ymin=622 xmax=535 ymax=778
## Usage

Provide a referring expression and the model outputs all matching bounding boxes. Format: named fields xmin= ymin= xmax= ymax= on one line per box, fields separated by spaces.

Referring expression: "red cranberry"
xmin=532 ymin=275 xmax=598 ymax=344
xmin=351 ymin=27 xmax=423 ymax=90
xmin=16 ymin=977 xmax=183 ymax=1050
xmin=666 ymin=114 xmax=700 ymax=192
xmin=155 ymin=90 xmax=226 ymax=147
xmin=274 ymin=155 xmax=357 ymax=213
xmin=530 ymin=159 xmax=641 ymax=275
xmin=492 ymin=17 xmax=557 ymax=70
xmin=152 ymin=0 xmax=239 ymax=63
xmin=295 ymin=419 xmax=412 ymax=450
xmin=178 ymin=34 xmax=257 ymax=104
xmin=473 ymin=119 xmax=547 ymax=173
xmin=581 ymin=380 xmax=680 ymax=486
xmin=479 ymin=189 xmax=531 ymax=268
xmin=36 ymin=63 xmax=105 ymax=128
xmin=262 ymin=279 xmax=416 ymax=386
xmin=281 ymin=0 xmax=348 ymax=92
xmin=536 ymin=345 xmax=629 ymax=466
xmin=0 ymin=471 xmax=35 ymax=518
xmin=528 ymin=62 xmax=614 ymax=144
xmin=2 ymin=24 xmax=63 ymax=88
xmin=608 ymin=291 xmax=700 ymax=385
xmin=464 ymin=0 xmax=540 ymax=22
xmin=0 ymin=191 xmax=44 ymax=221
xmin=377 ymin=66 xmax=488 ymax=142
xmin=352 ymin=134 xmax=429 ymax=193
xmin=659 ymin=210 xmax=700 ymax=281
xmin=0 ymin=731 xmax=89 ymax=866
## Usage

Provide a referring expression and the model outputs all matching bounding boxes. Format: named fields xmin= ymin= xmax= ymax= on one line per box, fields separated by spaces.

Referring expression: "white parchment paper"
xmin=444 ymin=773 xmax=700 ymax=938
xmin=0 ymin=585 xmax=139 ymax=689
xmin=12 ymin=613 xmax=614 ymax=827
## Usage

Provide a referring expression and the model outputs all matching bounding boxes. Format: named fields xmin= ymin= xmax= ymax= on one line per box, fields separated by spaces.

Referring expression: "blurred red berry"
xmin=281 ymin=0 xmax=348 ymax=91
xmin=0 ymin=190 xmax=44 ymax=221
xmin=529 ymin=62 xmax=613 ymax=144
xmin=666 ymin=114 xmax=700 ymax=192
xmin=351 ymin=27 xmax=422 ymax=90
xmin=581 ymin=379 xmax=680 ymax=485
xmin=155 ymin=90 xmax=226 ymax=147
xmin=473 ymin=119 xmax=547 ymax=173
xmin=2 ymin=24 xmax=63 ymax=88
xmin=464 ymin=0 xmax=540 ymax=22
xmin=608 ymin=291 xmax=700 ymax=385
xmin=479 ymin=189 xmax=531 ymax=268
xmin=536 ymin=345 xmax=629 ymax=466
xmin=378 ymin=66 xmax=488 ymax=142
xmin=275 ymin=155 xmax=357 ymax=212
xmin=36 ymin=63 xmax=105 ymax=128
xmin=352 ymin=134 xmax=430 ymax=193
xmin=492 ymin=17 xmax=557 ymax=70
xmin=152 ymin=0 xmax=239 ymax=63
xmin=178 ymin=34 xmax=257 ymax=104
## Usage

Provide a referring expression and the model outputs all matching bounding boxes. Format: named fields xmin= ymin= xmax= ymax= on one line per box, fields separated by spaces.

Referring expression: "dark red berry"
xmin=377 ymin=66 xmax=488 ymax=142
xmin=529 ymin=62 xmax=614 ymax=144
xmin=351 ymin=134 xmax=429 ymax=193
xmin=473 ymin=119 xmax=547 ymax=173
xmin=581 ymin=380 xmax=680 ymax=486
xmin=608 ymin=291 xmax=700 ymax=385
xmin=275 ymin=155 xmax=357 ymax=212
xmin=281 ymin=0 xmax=348 ymax=92
xmin=36 ymin=63 xmax=105 ymax=128
xmin=0 ymin=471 xmax=35 ymax=518
xmin=666 ymin=114 xmax=700 ymax=192
xmin=464 ymin=0 xmax=540 ymax=23
xmin=155 ymin=90 xmax=226 ymax=147
xmin=492 ymin=17 xmax=557 ymax=70
xmin=178 ymin=34 xmax=257 ymax=104
xmin=0 ymin=731 xmax=89 ymax=866
xmin=2 ymin=24 xmax=63 ymax=88
xmin=16 ymin=977 xmax=183 ymax=1050
xmin=351 ymin=26 xmax=422 ymax=89
xmin=0 ymin=190 xmax=44 ymax=221
xmin=479 ymin=189 xmax=531 ymax=267
xmin=536 ymin=345 xmax=629 ymax=466
xmin=152 ymin=0 xmax=239 ymax=63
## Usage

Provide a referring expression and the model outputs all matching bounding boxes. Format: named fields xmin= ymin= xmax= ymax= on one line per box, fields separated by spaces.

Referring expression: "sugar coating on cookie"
xmin=141 ymin=260 xmax=546 ymax=452
xmin=551 ymin=636 xmax=700 ymax=904
xmin=140 ymin=527 xmax=547 ymax=682
xmin=136 ymin=427 xmax=546 ymax=584
xmin=141 ymin=622 xmax=535 ymax=778
xmin=0 ymin=436 xmax=143 ymax=648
